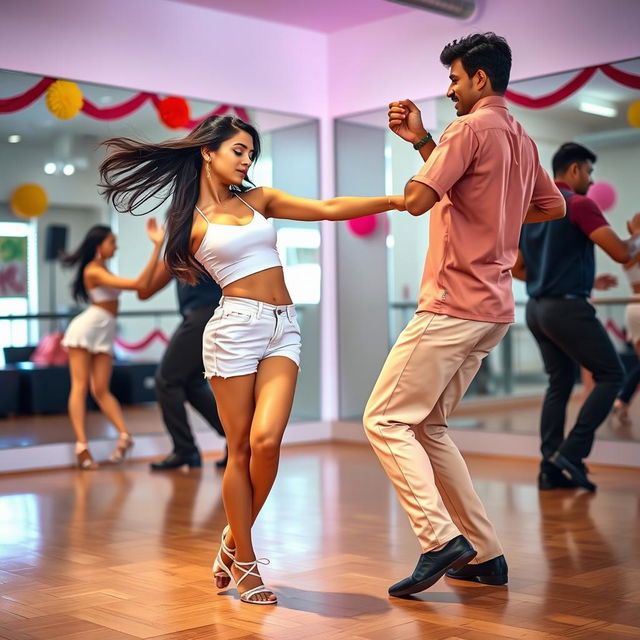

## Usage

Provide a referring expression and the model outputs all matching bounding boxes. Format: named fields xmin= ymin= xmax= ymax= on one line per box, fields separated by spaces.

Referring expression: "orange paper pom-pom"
xmin=46 ymin=80 xmax=83 ymax=120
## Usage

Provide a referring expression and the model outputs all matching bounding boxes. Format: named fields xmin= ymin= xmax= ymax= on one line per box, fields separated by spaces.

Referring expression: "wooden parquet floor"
xmin=0 ymin=442 xmax=639 ymax=639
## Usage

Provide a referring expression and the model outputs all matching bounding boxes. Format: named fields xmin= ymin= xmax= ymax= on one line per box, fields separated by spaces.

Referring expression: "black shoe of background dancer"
xmin=215 ymin=446 xmax=228 ymax=469
xmin=446 ymin=554 xmax=508 ymax=585
xmin=388 ymin=535 xmax=477 ymax=597
xmin=150 ymin=451 xmax=202 ymax=470
xmin=538 ymin=470 xmax=580 ymax=491
xmin=549 ymin=452 xmax=596 ymax=492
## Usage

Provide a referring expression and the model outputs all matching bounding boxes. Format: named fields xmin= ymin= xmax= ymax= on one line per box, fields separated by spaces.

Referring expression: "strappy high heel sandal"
xmin=76 ymin=446 xmax=98 ymax=470
xmin=212 ymin=525 xmax=235 ymax=586
xmin=109 ymin=433 xmax=134 ymax=463
xmin=233 ymin=558 xmax=277 ymax=605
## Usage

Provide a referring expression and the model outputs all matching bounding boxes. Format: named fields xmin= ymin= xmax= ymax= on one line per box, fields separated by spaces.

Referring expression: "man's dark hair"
xmin=552 ymin=142 xmax=597 ymax=176
xmin=440 ymin=32 xmax=512 ymax=93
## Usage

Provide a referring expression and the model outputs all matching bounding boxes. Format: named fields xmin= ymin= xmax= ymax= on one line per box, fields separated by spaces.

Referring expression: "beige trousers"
xmin=363 ymin=311 xmax=509 ymax=562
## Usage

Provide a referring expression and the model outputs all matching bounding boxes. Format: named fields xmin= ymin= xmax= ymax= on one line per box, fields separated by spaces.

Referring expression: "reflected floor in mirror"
xmin=449 ymin=393 xmax=640 ymax=442
xmin=3 ymin=391 xmax=640 ymax=450
xmin=1 ymin=443 xmax=639 ymax=639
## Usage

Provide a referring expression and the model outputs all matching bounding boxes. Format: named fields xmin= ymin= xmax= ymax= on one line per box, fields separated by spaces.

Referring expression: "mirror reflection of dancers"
xmin=61 ymin=220 xmax=164 ymax=469
xmin=99 ymin=115 xmax=405 ymax=605
xmin=614 ymin=213 xmax=640 ymax=426
xmin=137 ymin=260 xmax=228 ymax=470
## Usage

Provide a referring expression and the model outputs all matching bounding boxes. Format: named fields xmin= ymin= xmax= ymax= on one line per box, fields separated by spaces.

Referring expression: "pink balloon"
xmin=588 ymin=181 xmax=617 ymax=213
xmin=347 ymin=215 xmax=377 ymax=237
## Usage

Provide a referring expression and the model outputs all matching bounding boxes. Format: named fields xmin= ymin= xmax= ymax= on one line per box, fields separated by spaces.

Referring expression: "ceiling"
xmin=166 ymin=0 xmax=414 ymax=33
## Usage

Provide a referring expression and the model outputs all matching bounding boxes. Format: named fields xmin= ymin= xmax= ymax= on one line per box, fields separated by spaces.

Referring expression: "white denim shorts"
xmin=62 ymin=305 xmax=117 ymax=354
xmin=202 ymin=296 xmax=301 ymax=379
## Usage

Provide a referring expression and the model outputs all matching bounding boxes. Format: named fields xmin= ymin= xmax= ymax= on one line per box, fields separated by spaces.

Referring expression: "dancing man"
xmin=363 ymin=33 xmax=566 ymax=596
xmin=138 ymin=261 xmax=228 ymax=470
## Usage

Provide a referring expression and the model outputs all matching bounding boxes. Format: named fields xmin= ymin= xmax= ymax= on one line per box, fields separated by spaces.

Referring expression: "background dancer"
xmin=138 ymin=261 xmax=228 ymax=470
xmin=62 ymin=220 xmax=164 ymax=468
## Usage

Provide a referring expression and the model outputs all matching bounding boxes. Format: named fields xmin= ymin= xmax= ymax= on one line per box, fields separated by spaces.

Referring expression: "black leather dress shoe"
xmin=149 ymin=451 xmax=202 ymax=470
xmin=446 ymin=554 xmax=508 ymax=585
xmin=215 ymin=446 xmax=228 ymax=469
xmin=388 ymin=535 xmax=477 ymax=597
xmin=538 ymin=470 xmax=579 ymax=491
xmin=549 ymin=452 xmax=596 ymax=492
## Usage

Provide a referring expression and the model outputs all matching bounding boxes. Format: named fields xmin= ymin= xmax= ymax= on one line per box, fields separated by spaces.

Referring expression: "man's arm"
xmin=404 ymin=182 xmax=440 ymax=217
xmin=512 ymin=250 xmax=526 ymax=281
xmin=523 ymin=202 xmax=566 ymax=224
xmin=524 ymin=163 xmax=566 ymax=224
xmin=388 ymin=99 xmax=439 ymax=215
xmin=589 ymin=226 xmax=635 ymax=264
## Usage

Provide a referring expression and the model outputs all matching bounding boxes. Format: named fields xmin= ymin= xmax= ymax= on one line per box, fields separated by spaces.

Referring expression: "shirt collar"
xmin=555 ymin=181 xmax=573 ymax=192
xmin=470 ymin=95 xmax=508 ymax=114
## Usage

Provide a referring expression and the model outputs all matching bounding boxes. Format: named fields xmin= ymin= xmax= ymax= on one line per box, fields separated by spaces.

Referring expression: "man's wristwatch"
xmin=413 ymin=132 xmax=433 ymax=150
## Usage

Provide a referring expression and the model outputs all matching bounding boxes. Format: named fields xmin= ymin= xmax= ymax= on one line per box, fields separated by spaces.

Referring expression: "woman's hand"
xmin=388 ymin=195 xmax=406 ymax=211
xmin=627 ymin=212 xmax=640 ymax=236
xmin=146 ymin=217 xmax=165 ymax=245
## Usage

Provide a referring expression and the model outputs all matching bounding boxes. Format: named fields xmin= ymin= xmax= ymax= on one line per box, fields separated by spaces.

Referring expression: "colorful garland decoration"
xmin=0 ymin=76 xmax=251 ymax=127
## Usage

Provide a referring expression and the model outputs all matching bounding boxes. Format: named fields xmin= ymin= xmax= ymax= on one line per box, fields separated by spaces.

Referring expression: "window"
xmin=0 ymin=221 xmax=37 ymax=363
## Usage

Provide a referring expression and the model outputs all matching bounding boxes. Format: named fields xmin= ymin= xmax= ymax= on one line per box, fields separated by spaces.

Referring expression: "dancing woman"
xmin=99 ymin=115 xmax=404 ymax=604
xmin=61 ymin=219 xmax=164 ymax=468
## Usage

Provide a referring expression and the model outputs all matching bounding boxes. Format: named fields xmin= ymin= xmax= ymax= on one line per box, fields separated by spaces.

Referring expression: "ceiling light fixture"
xmin=63 ymin=163 xmax=75 ymax=176
xmin=384 ymin=0 xmax=476 ymax=20
xmin=44 ymin=162 xmax=57 ymax=175
xmin=8 ymin=134 xmax=21 ymax=143
xmin=578 ymin=101 xmax=617 ymax=118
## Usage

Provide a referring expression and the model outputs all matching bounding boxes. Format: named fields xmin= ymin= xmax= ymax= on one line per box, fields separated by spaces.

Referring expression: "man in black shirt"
xmin=139 ymin=260 xmax=226 ymax=469
xmin=515 ymin=142 xmax=640 ymax=491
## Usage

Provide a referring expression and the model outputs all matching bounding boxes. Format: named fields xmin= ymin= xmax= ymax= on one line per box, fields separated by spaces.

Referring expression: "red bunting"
xmin=505 ymin=67 xmax=598 ymax=109
xmin=114 ymin=328 xmax=170 ymax=351
xmin=0 ymin=77 xmax=55 ymax=112
xmin=0 ymin=76 xmax=252 ymax=126
xmin=600 ymin=64 xmax=640 ymax=90
xmin=2 ymin=65 xmax=638 ymax=118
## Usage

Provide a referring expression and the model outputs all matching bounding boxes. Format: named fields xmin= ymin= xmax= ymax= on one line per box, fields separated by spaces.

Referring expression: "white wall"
xmin=328 ymin=0 xmax=640 ymax=117
xmin=335 ymin=121 xmax=388 ymax=418
xmin=0 ymin=0 xmax=329 ymax=119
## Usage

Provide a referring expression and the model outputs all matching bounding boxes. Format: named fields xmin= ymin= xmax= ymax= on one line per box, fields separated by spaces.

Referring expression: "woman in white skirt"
xmin=62 ymin=220 xmax=164 ymax=468
xmin=99 ymin=115 xmax=404 ymax=604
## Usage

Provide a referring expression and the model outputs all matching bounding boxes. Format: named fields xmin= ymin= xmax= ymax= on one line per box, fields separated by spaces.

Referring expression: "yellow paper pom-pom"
xmin=627 ymin=100 xmax=640 ymax=128
xmin=10 ymin=183 xmax=48 ymax=218
xmin=46 ymin=80 xmax=83 ymax=120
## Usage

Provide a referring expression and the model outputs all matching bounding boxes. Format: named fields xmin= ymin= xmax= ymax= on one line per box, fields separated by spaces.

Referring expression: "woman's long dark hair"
xmin=61 ymin=225 xmax=112 ymax=303
xmin=98 ymin=115 xmax=261 ymax=285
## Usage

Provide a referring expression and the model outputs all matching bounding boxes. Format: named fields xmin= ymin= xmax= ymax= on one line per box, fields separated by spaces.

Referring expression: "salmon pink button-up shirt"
xmin=411 ymin=96 xmax=564 ymax=323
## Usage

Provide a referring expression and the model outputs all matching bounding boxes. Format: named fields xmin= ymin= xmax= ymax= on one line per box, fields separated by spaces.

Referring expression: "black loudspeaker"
xmin=44 ymin=224 xmax=68 ymax=261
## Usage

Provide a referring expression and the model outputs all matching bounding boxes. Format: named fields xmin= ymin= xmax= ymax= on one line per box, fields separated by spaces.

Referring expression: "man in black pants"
xmin=514 ymin=142 xmax=640 ymax=491
xmin=139 ymin=261 xmax=226 ymax=469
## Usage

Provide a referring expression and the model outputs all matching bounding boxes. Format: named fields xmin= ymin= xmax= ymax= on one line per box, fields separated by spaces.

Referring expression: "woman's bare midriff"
xmin=93 ymin=301 xmax=119 ymax=317
xmin=222 ymin=267 xmax=292 ymax=305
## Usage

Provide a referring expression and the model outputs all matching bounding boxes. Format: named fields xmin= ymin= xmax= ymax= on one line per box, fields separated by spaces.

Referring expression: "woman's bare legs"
xmin=90 ymin=353 xmax=128 ymax=435
xmin=210 ymin=356 xmax=298 ymax=603
xmin=68 ymin=348 xmax=94 ymax=461
xmin=90 ymin=353 xmax=133 ymax=461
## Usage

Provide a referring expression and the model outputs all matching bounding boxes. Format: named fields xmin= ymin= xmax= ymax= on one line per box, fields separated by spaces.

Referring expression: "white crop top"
xmin=625 ymin=262 xmax=640 ymax=286
xmin=88 ymin=285 xmax=121 ymax=303
xmin=194 ymin=193 xmax=282 ymax=288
